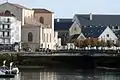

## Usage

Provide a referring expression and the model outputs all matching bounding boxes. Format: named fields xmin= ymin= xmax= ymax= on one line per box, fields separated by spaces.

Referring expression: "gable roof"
xmin=70 ymin=34 xmax=80 ymax=40
xmin=0 ymin=2 xmax=31 ymax=10
xmin=75 ymin=14 xmax=120 ymax=26
xmin=82 ymin=26 xmax=107 ymax=38
xmin=32 ymin=8 xmax=53 ymax=13
xmin=54 ymin=21 xmax=73 ymax=31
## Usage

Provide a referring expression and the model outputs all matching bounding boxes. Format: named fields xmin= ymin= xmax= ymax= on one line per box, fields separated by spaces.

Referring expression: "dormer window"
xmin=114 ymin=26 xmax=118 ymax=29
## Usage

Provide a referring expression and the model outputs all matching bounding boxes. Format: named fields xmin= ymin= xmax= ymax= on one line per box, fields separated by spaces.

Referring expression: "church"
xmin=0 ymin=2 xmax=61 ymax=50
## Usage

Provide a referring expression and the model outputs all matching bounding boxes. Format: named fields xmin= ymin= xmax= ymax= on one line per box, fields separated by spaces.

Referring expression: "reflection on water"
xmin=1 ymin=69 xmax=120 ymax=80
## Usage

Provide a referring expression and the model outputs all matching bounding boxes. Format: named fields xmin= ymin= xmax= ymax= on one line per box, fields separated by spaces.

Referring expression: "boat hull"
xmin=0 ymin=74 xmax=15 ymax=78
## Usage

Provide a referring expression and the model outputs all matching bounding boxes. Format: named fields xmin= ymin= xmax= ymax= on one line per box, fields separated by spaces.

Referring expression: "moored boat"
xmin=0 ymin=60 xmax=19 ymax=75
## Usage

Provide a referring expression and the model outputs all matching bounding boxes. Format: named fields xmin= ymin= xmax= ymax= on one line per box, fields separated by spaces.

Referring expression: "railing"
xmin=17 ymin=50 xmax=120 ymax=57
xmin=0 ymin=28 xmax=11 ymax=31
xmin=0 ymin=36 xmax=11 ymax=39
xmin=0 ymin=21 xmax=11 ymax=24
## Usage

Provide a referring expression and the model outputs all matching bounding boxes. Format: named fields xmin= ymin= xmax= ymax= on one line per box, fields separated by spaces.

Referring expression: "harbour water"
xmin=1 ymin=69 xmax=120 ymax=80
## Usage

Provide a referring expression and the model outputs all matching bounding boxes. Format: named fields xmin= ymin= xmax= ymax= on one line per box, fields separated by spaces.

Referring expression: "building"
xmin=0 ymin=2 xmax=60 ymax=50
xmin=32 ymin=8 xmax=58 ymax=50
xmin=54 ymin=18 xmax=73 ymax=45
xmin=0 ymin=10 xmax=21 ymax=50
xmin=77 ymin=26 xmax=118 ymax=44
xmin=70 ymin=13 xmax=120 ymax=36
xmin=69 ymin=13 xmax=120 ymax=45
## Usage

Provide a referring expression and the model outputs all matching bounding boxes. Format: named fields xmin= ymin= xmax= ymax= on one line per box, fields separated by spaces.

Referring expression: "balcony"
xmin=0 ymin=35 xmax=11 ymax=39
xmin=0 ymin=20 xmax=11 ymax=24
xmin=0 ymin=28 xmax=11 ymax=32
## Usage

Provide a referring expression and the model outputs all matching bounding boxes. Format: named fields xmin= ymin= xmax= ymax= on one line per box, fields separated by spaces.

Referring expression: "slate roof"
xmin=82 ymin=26 xmax=107 ymax=38
xmin=32 ymin=8 xmax=53 ymax=13
xmin=54 ymin=18 xmax=73 ymax=22
xmin=54 ymin=22 xmax=73 ymax=31
xmin=75 ymin=14 xmax=120 ymax=26
xmin=114 ymin=30 xmax=120 ymax=39
xmin=70 ymin=34 xmax=80 ymax=40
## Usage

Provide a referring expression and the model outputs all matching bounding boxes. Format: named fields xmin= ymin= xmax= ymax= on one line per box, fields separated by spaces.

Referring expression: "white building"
xmin=71 ymin=26 xmax=118 ymax=44
xmin=0 ymin=10 xmax=21 ymax=49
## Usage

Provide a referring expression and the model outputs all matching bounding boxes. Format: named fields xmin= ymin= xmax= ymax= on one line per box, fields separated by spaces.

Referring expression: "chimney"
xmin=90 ymin=13 xmax=92 ymax=20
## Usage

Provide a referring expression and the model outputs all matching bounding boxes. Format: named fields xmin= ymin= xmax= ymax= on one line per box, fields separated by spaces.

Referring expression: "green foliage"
xmin=0 ymin=53 xmax=17 ymax=66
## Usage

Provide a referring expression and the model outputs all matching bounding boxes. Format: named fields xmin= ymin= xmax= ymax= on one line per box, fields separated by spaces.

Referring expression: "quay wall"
xmin=0 ymin=51 xmax=120 ymax=69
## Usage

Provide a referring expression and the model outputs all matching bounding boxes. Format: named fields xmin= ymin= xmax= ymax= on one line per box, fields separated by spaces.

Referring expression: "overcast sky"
xmin=1 ymin=0 xmax=120 ymax=18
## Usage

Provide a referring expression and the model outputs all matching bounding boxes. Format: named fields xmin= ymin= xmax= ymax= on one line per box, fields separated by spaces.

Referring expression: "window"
xmin=7 ymin=18 xmax=10 ymax=23
xmin=74 ymin=27 xmax=77 ymax=31
xmin=7 ymin=25 xmax=10 ymax=29
xmin=39 ymin=17 xmax=44 ymax=24
xmin=50 ymin=34 xmax=51 ymax=42
xmin=7 ymin=32 xmax=9 ymax=37
xmin=28 ymin=32 xmax=33 ymax=42
xmin=107 ymin=34 xmax=109 ymax=37
xmin=2 ymin=24 xmax=5 ymax=29
xmin=3 ymin=32 xmax=5 ymax=37
xmin=43 ymin=33 xmax=45 ymax=42
xmin=47 ymin=34 xmax=48 ymax=42
xmin=114 ymin=26 xmax=118 ymax=29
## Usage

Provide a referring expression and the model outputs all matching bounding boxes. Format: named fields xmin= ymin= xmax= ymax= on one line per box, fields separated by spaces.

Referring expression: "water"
xmin=1 ymin=69 xmax=120 ymax=80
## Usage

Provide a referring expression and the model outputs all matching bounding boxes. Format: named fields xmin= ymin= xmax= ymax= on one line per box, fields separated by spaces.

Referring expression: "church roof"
xmin=0 ymin=2 xmax=31 ymax=10
xmin=32 ymin=8 xmax=53 ymax=13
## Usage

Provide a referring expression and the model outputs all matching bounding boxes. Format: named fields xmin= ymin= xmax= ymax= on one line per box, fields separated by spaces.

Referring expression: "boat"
xmin=0 ymin=60 xmax=19 ymax=78
xmin=0 ymin=70 xmax=14 ymax=78
xmin=0 ymin=66 xmax=15 ymax=78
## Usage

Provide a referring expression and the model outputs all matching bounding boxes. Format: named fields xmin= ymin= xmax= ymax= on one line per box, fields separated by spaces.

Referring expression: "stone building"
xmin=0 ymin=2 xmax=60 ymax=50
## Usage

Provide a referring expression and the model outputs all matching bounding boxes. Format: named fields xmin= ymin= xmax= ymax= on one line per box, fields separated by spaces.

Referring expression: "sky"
xmin=1 ymin=0 xmax=120 ymax=18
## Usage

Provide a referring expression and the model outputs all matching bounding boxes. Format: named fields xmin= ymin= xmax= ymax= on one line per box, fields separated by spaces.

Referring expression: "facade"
xmin=0 ymin=10 xmax=21 ymax=50
xmin=0 ymin=2 xmax=34 ymax=26
xmin=69 ymin=20 xmax=81 ymax=36
xmin=32 ymin=8 xmax=58 ymax=50
xmin=54 ymin=18 xmax=73 ymax=45
xmin=0 ymin=2 xmax=60 ymax=50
